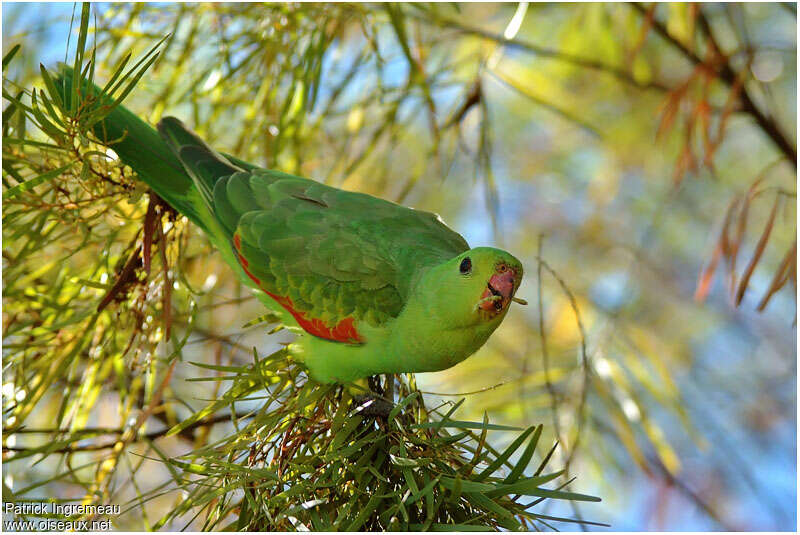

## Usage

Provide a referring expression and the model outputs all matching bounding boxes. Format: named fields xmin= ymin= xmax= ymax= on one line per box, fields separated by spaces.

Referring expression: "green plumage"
xmin=56 ymin=67 xmax=524 ymax=383
xmin=216 ymin=169 xmax=468 ymax=326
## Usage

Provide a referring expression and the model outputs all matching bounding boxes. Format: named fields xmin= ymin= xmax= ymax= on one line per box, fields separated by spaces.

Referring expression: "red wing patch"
xmin=233 ymin=233 xmax=363 ymax=344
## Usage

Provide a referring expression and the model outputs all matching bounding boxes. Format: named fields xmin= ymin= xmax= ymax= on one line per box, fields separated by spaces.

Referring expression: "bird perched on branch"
xmin=56 ymin=67 xmax=525 ymax=384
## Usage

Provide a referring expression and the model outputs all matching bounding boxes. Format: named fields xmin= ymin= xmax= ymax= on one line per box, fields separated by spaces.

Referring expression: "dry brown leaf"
xmin=657 ymin=78 xmax=691 ymax=141
xmin=142 ymin=195 xmax=159 ymax=276
xmin=735 ymin=193 xmax=781 ymax=306
xmin=715 ymin=73 xmax=744 ymax=151
xmin=694 ymin=240 xmax=722 ymax=302
xmin=157 ymin=211 xmax=172 ymax=340
xmin=628 ymin=2 xmax=656 ymax=66
xmin=757 ymin=238 xmax=796 ymax=311
xmin=695 ymin=196 xmax=739 ymax=302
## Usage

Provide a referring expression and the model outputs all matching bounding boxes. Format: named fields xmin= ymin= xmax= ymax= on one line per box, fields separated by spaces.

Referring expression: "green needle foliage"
xmin=150 ymin=353 xmax=603 ymax=531
xmin=2 ymin=3 xmax=602 ymax=530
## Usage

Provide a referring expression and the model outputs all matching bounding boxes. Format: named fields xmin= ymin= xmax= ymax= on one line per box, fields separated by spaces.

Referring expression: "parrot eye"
xmin=459 ymin=257 xmax=472 ymax=275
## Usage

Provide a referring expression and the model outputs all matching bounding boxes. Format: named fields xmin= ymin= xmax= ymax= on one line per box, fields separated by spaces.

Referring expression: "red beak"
xmin=479 ymin=266 xmax=516 ymax=313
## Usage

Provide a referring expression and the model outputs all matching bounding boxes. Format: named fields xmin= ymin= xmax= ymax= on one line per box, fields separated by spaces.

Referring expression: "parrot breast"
xmin=233 ymin=233 xmax=363 ymax=343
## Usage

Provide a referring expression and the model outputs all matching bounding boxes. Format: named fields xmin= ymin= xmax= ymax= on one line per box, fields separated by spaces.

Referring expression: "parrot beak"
xmin=478 ymin=265 xmax=517 ymax=315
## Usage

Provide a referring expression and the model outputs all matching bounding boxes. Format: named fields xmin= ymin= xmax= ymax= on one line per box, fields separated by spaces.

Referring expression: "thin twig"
xmin=534 ymin=253 xmax=590 ymax=473
xmin=537 ymin=235 xmax=562 ymax=446
xmin=3 ymin=413 xmax=243 ymax=454
xmin=420 ymin=378 xmax=520 ymax=397
xmin=534 ymin=248 xmax=590 ymax=528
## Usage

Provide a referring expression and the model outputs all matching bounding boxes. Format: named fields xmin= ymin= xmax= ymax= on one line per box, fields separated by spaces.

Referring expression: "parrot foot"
xmin=352 ymin=394 xmax=394 ymax=419
xmin=348 ymin=375 xmax=394 ymax=418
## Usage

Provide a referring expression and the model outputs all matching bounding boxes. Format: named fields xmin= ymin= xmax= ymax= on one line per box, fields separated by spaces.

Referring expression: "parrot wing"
xmin=218 ymin=170 xmax=470 ymax=343
xmin=157 ymin=117 xmax=470 ymax=344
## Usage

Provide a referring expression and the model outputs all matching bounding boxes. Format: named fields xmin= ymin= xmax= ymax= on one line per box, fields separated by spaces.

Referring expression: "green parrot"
xmin=56 ymin=68 xmax=524 ymax=384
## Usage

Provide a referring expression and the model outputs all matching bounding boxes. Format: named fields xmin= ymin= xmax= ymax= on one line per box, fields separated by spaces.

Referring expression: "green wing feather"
xmin=153 ymin=117 xmax=470 ymax=333
xmin=212 ymin=168 xmax=470 ymax=331
xmin=157 ymin=117 xmax=244 ymax=210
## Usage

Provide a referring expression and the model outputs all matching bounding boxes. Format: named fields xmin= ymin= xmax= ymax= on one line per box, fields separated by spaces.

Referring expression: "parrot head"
xmin=419 ymin=247 xmax=524 ymax=328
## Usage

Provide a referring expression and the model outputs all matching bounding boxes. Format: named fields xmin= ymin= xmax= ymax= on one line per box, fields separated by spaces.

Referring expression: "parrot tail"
xmin=54 ymin=65 xmax=209 ymax=230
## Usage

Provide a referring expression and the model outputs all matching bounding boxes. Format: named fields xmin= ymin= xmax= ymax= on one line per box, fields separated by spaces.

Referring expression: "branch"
xmin=3 ymin=413 xmax=243 ymax=454
xmin=632 ymin=3 xmax=797 ymax=167
xmin=404 ymin=9 xmax=671 ymax=93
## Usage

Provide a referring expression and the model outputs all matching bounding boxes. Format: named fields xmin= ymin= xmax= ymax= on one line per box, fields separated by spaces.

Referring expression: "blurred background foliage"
xmin=2 ymin=2 xmax=796 ymax=530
